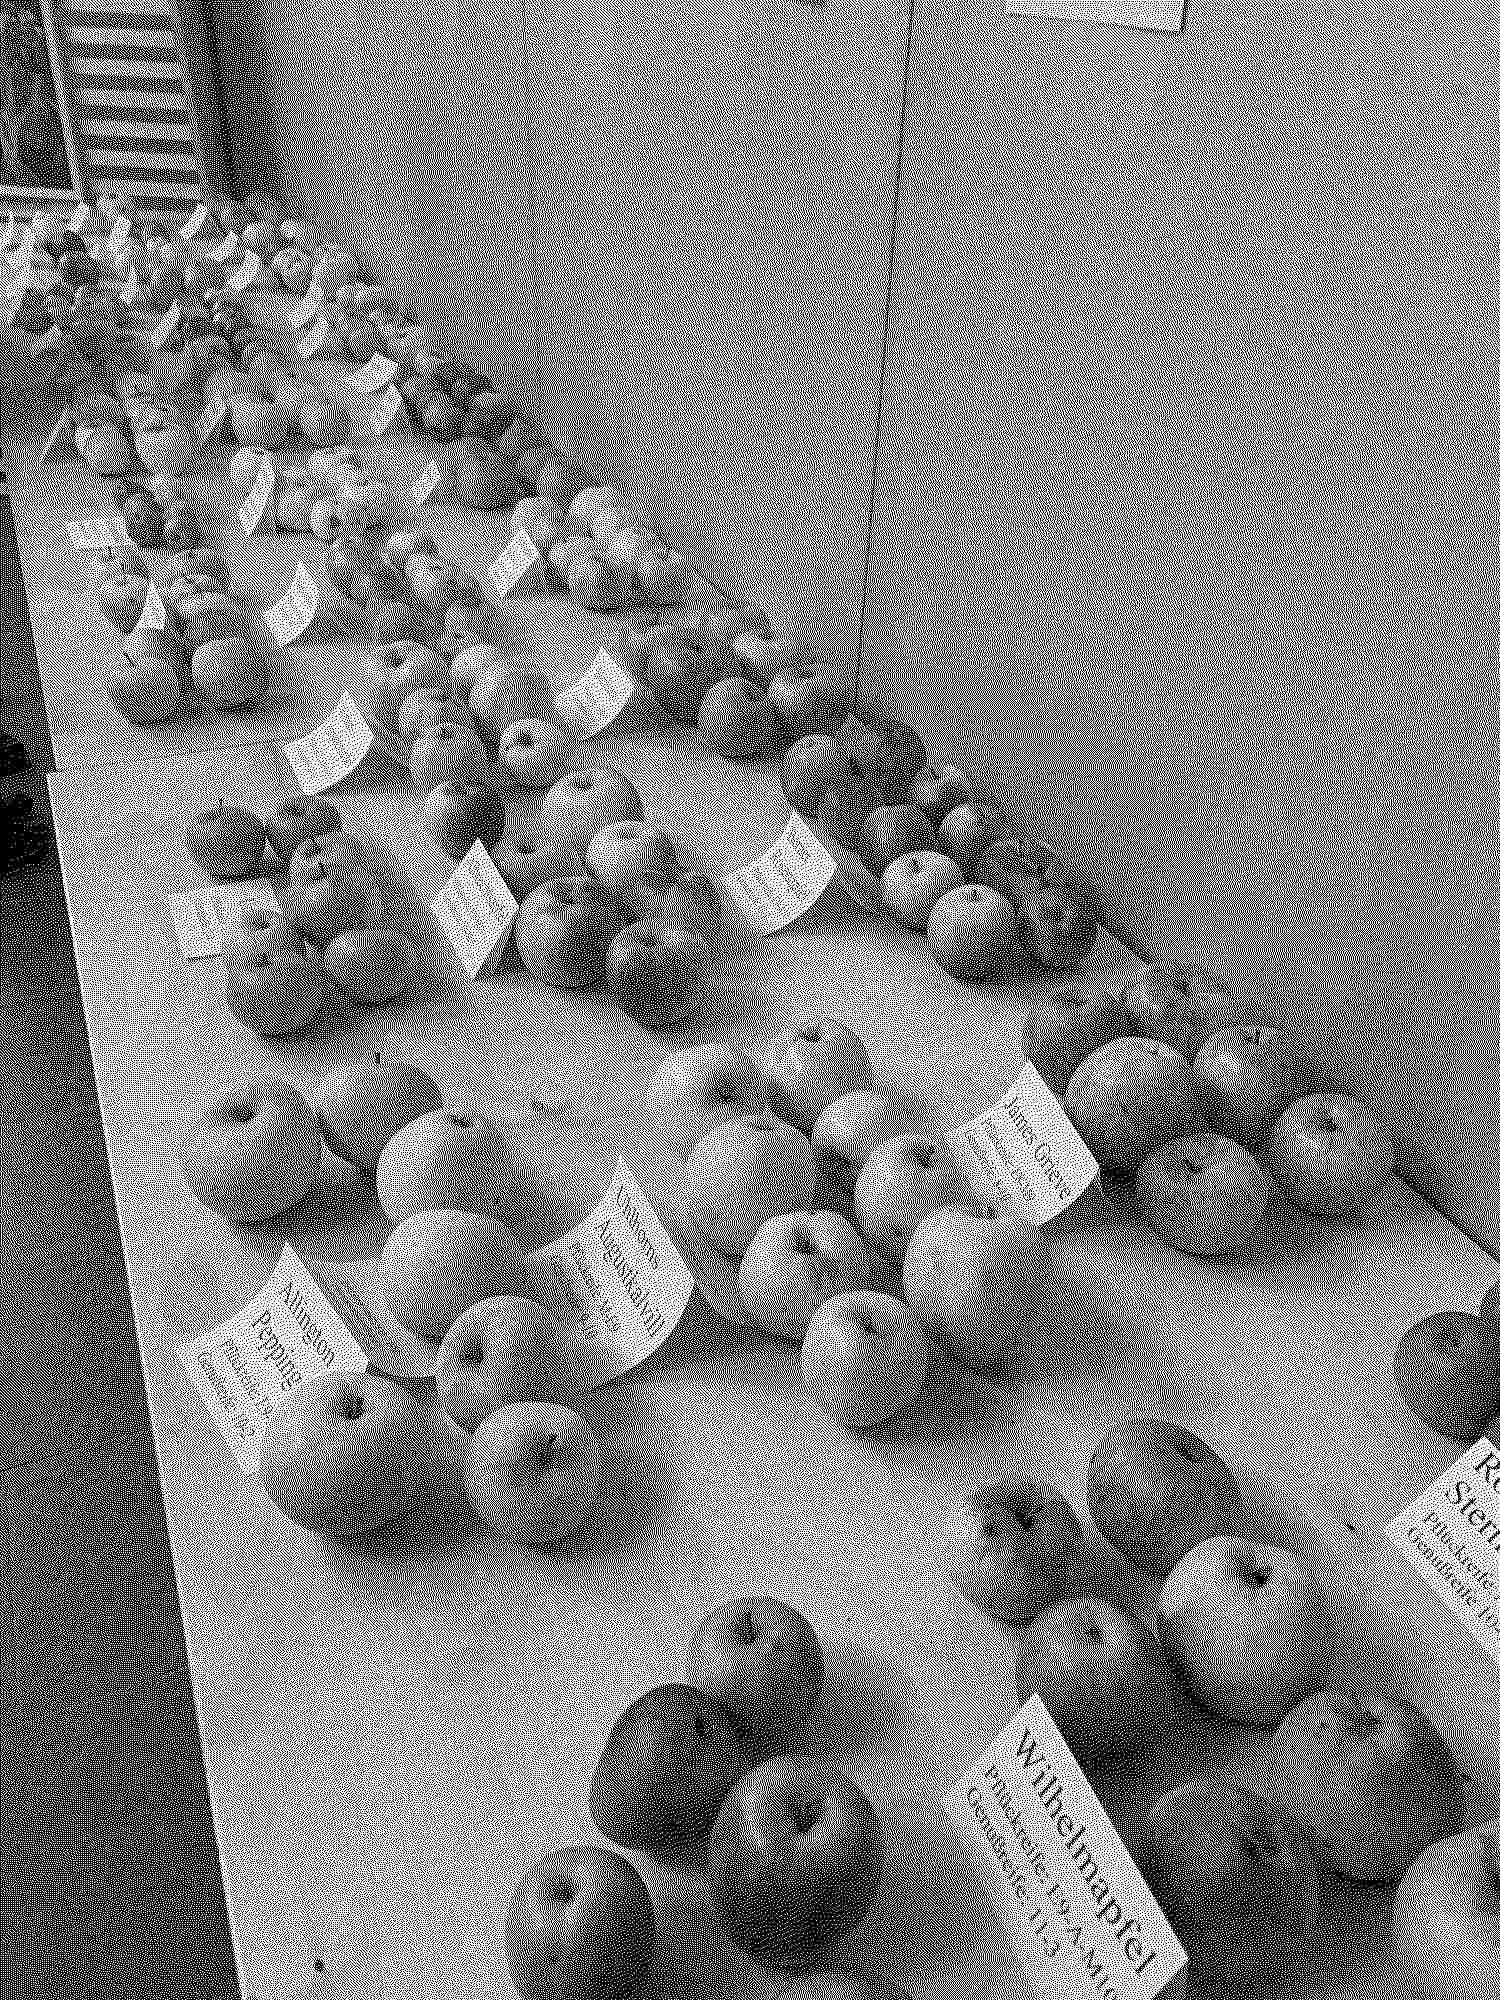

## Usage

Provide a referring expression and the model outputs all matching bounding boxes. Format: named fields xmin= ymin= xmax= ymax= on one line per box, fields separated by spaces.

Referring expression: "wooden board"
xmin=46 ymin=692 xmax=1500 ymax=2000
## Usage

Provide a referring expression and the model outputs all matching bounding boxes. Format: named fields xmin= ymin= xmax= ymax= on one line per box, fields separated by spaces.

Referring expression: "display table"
xmin=43 ymin=692 xmax=1500 ymax=2000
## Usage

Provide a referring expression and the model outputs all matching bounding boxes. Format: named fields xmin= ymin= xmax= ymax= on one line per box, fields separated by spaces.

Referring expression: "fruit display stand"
xmin=42 ymin=686 xmax=1500 ymax=1999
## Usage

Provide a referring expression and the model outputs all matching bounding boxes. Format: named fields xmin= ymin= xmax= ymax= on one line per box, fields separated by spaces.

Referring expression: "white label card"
xmin=227 ymin=250 xmax=263 ymax=293
xmin=365 ymin=384 xmax=406 ymax=435
xmin=39 ymin=410 xmax=73 ymax=463
xmin=121 ymin=266 xmax=141 ymax=307
xmin=107 ymin=215 xmax=131 ymax=255
xmin=487 ymin=529 xmax=540 ymax=599
xmin=943 ymin=1697 xmax=1187 ymax=2000
xmin=287 ymin=285 xmax=324 ymax=328
xmin=168 ymin=879 xmax=282 ymax=960
xmin=66 ymin=516 xmax=128 ymax=551
xmin=195 ymin=398 xmax=228 ymax=445
xmin=1007 ymin=0 xmax=1184 ymax=26
xmin=134 ymin=583 xmax=168 ymax=633
xmin=947 ymin=1063 xmax=1099 ymax=1225
xmin=180 ymin=203 xmax=210 ymax=241
xmin=347 ymin=350 xmax=399 ymax=394
xmin=176 ymin=1247 xmax=369 ymax=1475
xmin=265 ymin=561 xmax=322 ymax=646
xmin=720 ymin=812 xmax=839 ymax=936
xmin=238 ymin=457 xmax=276 ymax=535
xmin=1388 ymin=1440 xmax=1500 ymax=1666
xmin=149 ymin=300 xmax=181 ymax=349
xmin=432 ymin=842 xmax=519 ymax=977
xmin=555 ymin=648 xmax=635 ymax=740
xmin=211 ymin=231 xmax=241 ymax=265
xmin=68 ymin=201 xmax=90 ymax=233
xmin=283 ymin=690 xmax=374 ymax=793
xmin=297 ymin=318 xmax=331 ymax=359
xmin=525 ymin=1159 xmax=694 ymax=1389
xmin=412 ymin=460 xmax=443 ymax=506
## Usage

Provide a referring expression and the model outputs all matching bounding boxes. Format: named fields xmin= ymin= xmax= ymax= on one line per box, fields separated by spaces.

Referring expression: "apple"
xmin=973 ymin=836 xmax=1067 ymax=903
xmin=686 ymin=1597 xmax=825 ymax=1739
xmin=768 ymin=666 xmax=851 ymax=740
xmin=98 ymin=569 xmax=150 ymax=634
xmin=469 ymin=662 xmax=556 ymax=744
xmin=1063 ymin=1037 xmax=1205 ymax=1176
xmin=191 ymin=635 xmax=270 ymax=711
xmin=907 ymin=764 xmax=970 ymax=824
xmin=857 ymin=803 xmax=934 ymax=878
xmin=1139 ymin=1781 xmax=1319 ymax=1987
xmin=314 ymin=1054 xmax=442 ymax=1173
xmin=424 ymin=780 xmax=506 ymax=860
xmin=398 ymin=690 xmax=471 ymax=743
xmin=1193 ymin=1024 xmax=1305 ymax=1148
xmin=222 ymin=911 xmax=306 ymax=968
xmin=809 ymin=1090 xmax=909 ymax=1205
xmin=816 ymin=769 xmax=883 ymax=851
xmin=491 ymin=836 xmax=585 ymax=902
xmin=683 ymin=1113 xmax=818 ymax=1258
xmin=283 ymin=860 xmax=383 ymax=949
xmin=186 ymin=802 xmax=265 ymax=880
xmin=436 ymin=1296 xmax=584 ymax=1433
xmin=738 ymin=1210 xmax=871 ymax=1342
xmin=1015 ymin=1598 xmax=1174 ymax=1765
xmin=1158 ymin=1536 xmax=1332 ymax=1727
xmin=179 ymin=1078 xmax=322 ymax=1222
xmin=606 ymin=920 xmax=710 ymax=1028
xmin=288 ymin=833 xmax=368 ymax=881
xmin=780 ymin=734 xmax=847 ymax=818
xmin=1135 ymin=1130 xmax=1270 ymax=1256
xmin=699 ymin=677 xmax=784 ymax=758
xmin=647 ymin=1044 xmax=768 ymax=1159
xmin=644 ymin=632 xmax=720 ymax=725
xmin=1392 ymin=1821 xmax=1500 ymax=2000
xmin=880 ymin=850 xmax=963 ymax=931
xmin=1016 ymin=886 xmax=1097 ymax=971
xmin=708 ymin=1758 xmax=884 ymax=1968
xmin=463 ymin=1401 xmax=601 ymax=1542
xmin=762 ymin=1019 xmax=874 ymax=1133
xmin=944 ymin=1480 xmax=1083 ymax=1623
xmin=925 ymin=883 xmax=1017 ymax=981
xmin=376 ymin=1105 xmax=513 ymax=1222
xmin=449 ymin=644 xmax=507 ymax=697
xmin=260 ymin=1371 xmax=430 ymax=1539
xmin=540 ymin=766 xmax=645 ymax=851
xmin=661 ymin=872 xmax=724 ymax=949
xmin=225 ymin=948 xmax=327 ymax=1036
xmin=107 ymin=655 xmax=182 ymax=724
xmin=1483 ymin=1279 xmax=1500 ymax=1322
xmin=1121 ymin=961 xmax=1244 ymax=1058
xmin=1394 ymin=1311 xmax=1500 ymax=1440
xmin=323 ymin=926 xmax=417 ymax=1004
xmin=498 ymin=718 xmax=572 ymax=788
xmin=902 ymin=1201 xmax=1051 ymax=1372
xmin=505 ymin=1845 xmax=654 ymax=2000
xmin=937 ymin=803 xmax=1013 ymax=874
xmin=852 ymin=1134 xmax=966 ymax=1266
xmin=801 ymin=1290 xmax=928 ymax=1428
xmin=1266 ymin=1092 xmax=1395 ymax=1217
xmin=1022 ymin=983 xmax=1132 ymax=1098
xmin=848 ymin=716 xmax=926 ymax=797
xmin=514 ymin=876 xmax=626 ymax=989
xmin=381 ymin=1207 xmax=531 ymax=1343
xmin=360 ymin=641 xmax=448 ymax=733
xmin=264 ymin=795 xmax=341 ymax=864
xmin=1087 ymin=1418 xmax=1242 ymax=1575
xmin=585 ymin=820 xmax=677 ymax=896
xmin=409 ymin=722 xmax=488 ymax=792
xmin=589 ymin=1683 xmax=745 ymax=1847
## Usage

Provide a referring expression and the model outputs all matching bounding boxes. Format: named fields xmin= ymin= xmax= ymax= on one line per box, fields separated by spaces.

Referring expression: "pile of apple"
xmin=511 ymin=481 xmax=693 ymax=612
xmin=231 ymin=442 xmax=407 ymax=543
xmin=186 ymin=798 xmax=416 ymax=1022
xmin=1394 ymin=1273 xmax=1500 ymax=1444
xmin=104 ymin=546 xmax=269 ymax=724
xmin=507 ymin=1599 xmax=903 ymax=1998
xmin=332 ymin=525 xmax=496 ymax=646
xmin=943 ymin=1416 xmax=1472 ymax=1990
xmin=1021 ymin=963 xmax=1394 ymax=1256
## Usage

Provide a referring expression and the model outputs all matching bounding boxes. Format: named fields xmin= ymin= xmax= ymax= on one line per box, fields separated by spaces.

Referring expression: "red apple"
xmin=1192 ymin=1024 xmax=1305 ymax=1149
xmin=781 ymin=734 xmax=846 ymax=818
xmin=926 ymin=882 xmax=1017 ymax=980
xmin=1265 ymin=1092 xmax=1394 ymax=1217
xmin=514 ymin=876 xmax=625 ymax=989
xmin=505 ymin=1845 xmax=655 ymax=2000
xmin=606 ymin=920 xmax=710 ymax=1028
xmin=1022 ymin=982 xmax=1132 ymax=1097
xmin=686 ymin=1597 xmax=826 ymax=1738
xmin=1016 ymin=1598 xmax=1173 ymax=1764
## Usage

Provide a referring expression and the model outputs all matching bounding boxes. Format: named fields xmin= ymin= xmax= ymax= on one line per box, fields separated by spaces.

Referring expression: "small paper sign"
xmin=176 ymin=1247 xmax=369 ymax=1475
xmin=195 ymin=398 xmax=228 ymax=445
xmin=296 ymin=318 xmax=331 ymax=359
xmin=1007 ymin=0 xmax=1185 ymax=29
xmin=39 ymin=410 xmax=73 ymax=463
xmin=487 ymin=529 xmax=541 ymax=600
xmin=943 ymin=1697 xmax=1187 ymax=2000
xmin=150 ymin=300 xmax=181 ymax=350
xmin=238 ymin=457 xmax=276 ymax=535
xmin=168 ymin=879 xmax=282 ymax=959
xmin=227 ymin=250 xmax=264 ymax=293
xmin=121 ymin=266 xmax=142 ymax=307
xmin=283 ymin=690 xmax=375 ymax=793
xmin=134 ymin=583 xmax=169 ymax=634
xmin=1388 ymin=1440 xmax=1500 ymax=1666
xmin=67 ymin=516 xmax=129 ymax=551
xmin=431 ymin=840 xmax=519 ymax=976
xmin=720 ymin=812 xmax=839 ymax=936
xmin=946 ymin=1063 xmax=1099 ymax=1225
xmin=211 ymin=231 xmax=241 ymax=265
xmin=365 ymin=384 xmax=406 ymax=435
xmin=180 ymin=203 xmax=210 ymax=241
xmin=265 ymin=561 xmax=322 ymax=647
xmin=287 ymin=285 xmax=324 ymax=328
xmin=347 ymin=350 xmax=399 ymax=394
xmin=555 ymin=648 xmax=635 ymax=740
xmin=412 ymin=460 xmax=443 ymax=506
xmin=107 ymin=214 xmax=131 ymax=256
xmin=67 ymin=201 xmax=90 ymax=233
xmin=525 ymin=1158 xmax=695 ymax=1389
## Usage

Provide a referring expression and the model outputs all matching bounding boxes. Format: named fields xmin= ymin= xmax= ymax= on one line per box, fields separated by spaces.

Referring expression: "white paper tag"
xmin=283 ymin=689 xmax=374 ymax=792
xmin=288 ymin=285 xmax=324 ymax=328
xmin=487 ymin=528 xmax=541 ymax=600
xmin=238 ymin=457 xmax=276 ymax=535
xmin=168 ymin=878 xmax=282 ymax=959
xmin=347 ymin=350 xmax=399 ymax=394
xmin=943 ymin=1697 xmax=1188 ymax=2000
xmin=947 ymin=1063 xmax=1099 ymax=1225
xmin=67 ymin=516 xmax=129 ymax=551
xmin=525 ymin=1158 xmax=694 ymax=1389
xmin=176 ymin=1246 xmax=369 ymax=1475
xmin=121 ymin=266 xmax=142 ymax=307
xmin=296 ymin=318 xmax=331 ymax=360
xmin=227 ymin=250 xmax=263 ymax=293
xmin=721 ymin=812 xmax=839 ymax=936
xmin=265 ymin=561 xmax=322 ymax=646
xmin=431 ymin=840 xmax=519 ymax=976
xmin=39 ymin=410 xmax=73 ymax=463
xmin=412 ymin=460 xmax=443 ymax=506
xmin=555 ymin=648 xmax=635 ymax=740
xmin=365 ymin=384 xmax=406 ymax=435
xmin=134 ymin=583 xmax=169 ymax=634
xmin=211 ymin=231 xmax=241 ymax=265
xmin=150 ymin=299 xmax=181 ymax=349
xmin=1007 ymin=0 xmax=1184 ymax=26
xmin=195 ymin=397 xmax=227 ymax=445
xmin=1387 ymin=1440 xmax=1500 ymax=1666
xmin=106 ymin=214 xmax=131 ymax=256
xmin=180 ymin=202 xmax=210 ymax=241
xmin=68 ymin=201 xmax=90 ymax=233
